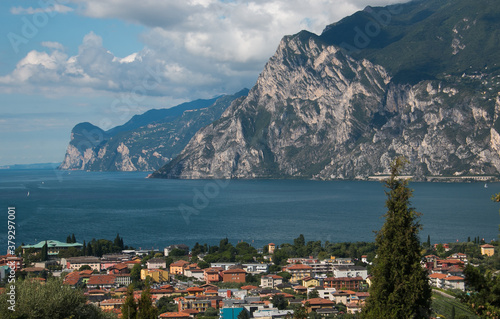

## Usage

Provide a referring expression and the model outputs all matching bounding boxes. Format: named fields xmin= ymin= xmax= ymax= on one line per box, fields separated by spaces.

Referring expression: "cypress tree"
xmin=41 ymin=240 xmax=48 ymax=261
xmin=362 ymin=157 xmax=431 ymax=318
xmin=82 ymin=240 xmax=87 ymax=256
xmin=87 ymin=242 xmax=93 ymax=256
xmin=71 ymin=233 xmax=76 ymax=243
xmin=66 ymin=235 xmax=72 ymax=244
xmin=122 ymin=285 xmax=138 ymax=319
xmin=137 ymin=282 xmax=158 ymax=318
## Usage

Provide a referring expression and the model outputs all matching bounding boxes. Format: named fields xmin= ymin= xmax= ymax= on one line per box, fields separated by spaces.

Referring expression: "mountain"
xmin=59 ymin=89 xmax=248 ymax=171
xmin=151 ymin=0 xmax=500 ymax=180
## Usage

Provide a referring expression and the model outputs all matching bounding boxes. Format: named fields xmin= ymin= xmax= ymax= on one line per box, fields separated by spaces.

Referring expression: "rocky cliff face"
xmin=59 ymin=90 xmax=248 ymax=171
xmin=152 ymin=21 xmax=500 ymax=180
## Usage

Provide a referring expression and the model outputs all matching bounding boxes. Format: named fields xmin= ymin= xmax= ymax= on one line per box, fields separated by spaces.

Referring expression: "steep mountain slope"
xmin=59 ymin=89 xmax=248 ymax=171
xmin=151 ymin=0 xmax=500 ymax=180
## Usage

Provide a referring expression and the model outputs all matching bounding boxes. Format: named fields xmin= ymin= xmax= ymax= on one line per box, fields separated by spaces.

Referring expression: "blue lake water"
xmin=0 ymin=169 xmax=498 ymax=252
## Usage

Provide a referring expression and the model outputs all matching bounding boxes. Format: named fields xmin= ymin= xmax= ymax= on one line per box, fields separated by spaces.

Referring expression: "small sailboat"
xmin=27 ymin=191 xmax=30 ymax=196
xmin=484 ymin=183 xmax=488 ymax=188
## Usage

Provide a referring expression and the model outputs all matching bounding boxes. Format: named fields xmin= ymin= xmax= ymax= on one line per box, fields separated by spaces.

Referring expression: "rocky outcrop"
xmin=152 ymin=29 xmax=500 ymax=180
xmin=59 ymin=90 xmax=248 ymax=171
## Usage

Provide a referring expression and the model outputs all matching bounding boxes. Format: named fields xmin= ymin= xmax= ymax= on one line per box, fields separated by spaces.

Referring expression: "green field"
xmin=431 ymin=291 xmax=478 ymax=319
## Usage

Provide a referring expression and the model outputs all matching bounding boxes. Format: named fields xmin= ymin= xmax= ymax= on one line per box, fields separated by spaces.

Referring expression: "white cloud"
xmin=2 ymin=0 xmax=411 ymax=102
xmin=41 ymin=41 xmax=65 ymax=51
xmin=10 ymin=4 xmax=74 ymax=15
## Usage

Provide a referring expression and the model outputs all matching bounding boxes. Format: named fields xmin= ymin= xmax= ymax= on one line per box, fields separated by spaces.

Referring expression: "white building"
xmin=260 ymin=275 xmax=283 ymax=288
xmin=147 ymin=258 xmax=167 ymax=270
xmin=333 ymin=265 xmax=368 ymax=280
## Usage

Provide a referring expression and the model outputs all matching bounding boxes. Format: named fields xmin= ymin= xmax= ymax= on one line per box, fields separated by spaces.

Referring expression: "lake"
xmin=0 ymin=169 xmax=498 ymax=252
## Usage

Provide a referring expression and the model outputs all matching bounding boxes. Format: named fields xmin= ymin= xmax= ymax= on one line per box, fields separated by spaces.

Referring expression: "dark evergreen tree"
xmin=83 ymin=240 xmax=87 ymax=256
xmin=66 ymin=235 xmax=72 ymax=244
xmin=40 ymin=240 xmax=48 ymax=261
xmin=272 ymin=294 xmax=288 ymax=310
xmin=237 ymin=309 xmax=250 ymax=319
xmin=122 ymin=285 xmax=138 ymax=319
xmin=114 ymin=233 xmax=122 ymax=249
xmin=362 ymin=157 xmax=431 ymax=318
xmin=71 ymin=233 xmax=76 ymax=243
xmin=87 ymin=242 xmax=93 ymax=256
xmin=137 ymin=283 xmax=158 ymax=319
xmin=426 ymin=235 xmax=431 ymax=248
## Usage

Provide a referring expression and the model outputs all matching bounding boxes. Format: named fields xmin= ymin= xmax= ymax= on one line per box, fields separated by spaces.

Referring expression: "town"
xmin=0 ymin=234 xmax=497 ymax=318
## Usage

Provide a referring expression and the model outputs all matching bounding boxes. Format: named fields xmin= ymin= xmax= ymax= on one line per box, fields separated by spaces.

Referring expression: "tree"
xmin=71 ymin=233 xmax=76 ymax=243
xmin=40 ymin=240 xmax=48 ymax=261
xmin=79 ymin=265 xmax=92 ymax=271
xmin=122 ymin=285 xmax=138 ymax=319
xmin=137 ymin=283 xmax=158 ymax=319
xmin=237 ymin=309 xmax=250 ymax=319
xmin=0 ymin=277 xmax=115 ymax=318
xmin=114 ymin=233 xmax=123 ymax=250
xmin=362 ymin=157 xmax=431 ymax=318
xmin=204 ymin=307 xmax=219 ymax=317
xmin=131 ymin=263 xmax=142 ymax=283
xmin=157 ymin=296 xmax=178 ymax=313
xmin=307 ymin=289 xmax=319 ymax=299
xmin=293 ymin=305 xmax=308 ymax=319
xmin=272 ymin=294 xmax=288 ymax=310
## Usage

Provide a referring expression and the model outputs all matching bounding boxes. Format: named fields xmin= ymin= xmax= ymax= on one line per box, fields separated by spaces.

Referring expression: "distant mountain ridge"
xmin=151 ymin=0 xmax=500 ymax=180
xmin=59 ymin=89 xmax=248 ymax=171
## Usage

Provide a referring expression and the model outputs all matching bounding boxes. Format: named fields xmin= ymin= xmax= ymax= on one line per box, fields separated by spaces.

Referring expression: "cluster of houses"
xmin=1 ymin=240 xmax=496 ymax=318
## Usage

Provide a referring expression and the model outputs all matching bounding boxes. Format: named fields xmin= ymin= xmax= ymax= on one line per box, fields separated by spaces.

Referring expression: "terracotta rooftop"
xmin=240 ymin=285 xmax=258 ymax=290
xmin=429 ymin=273 xmax=448 ymax=279
xmin=170 ymin=260 xmax=190 ymax=267
xmin=263 ymin=275 xmax=283 ymax=279
xmin=87 ymin=275 xmax=116 ymax=285
xmin=303 ymin=298 xmax=335 ymax=305
xmin=445 ymin=276 xmax=465 ymax=281
xmin=287 ymin=264 xmax=313 ymax=270
xmin=293 ymin=285 xmax=307 ymax=290
xmin=223 ymin=268 xmax=246 ymax=274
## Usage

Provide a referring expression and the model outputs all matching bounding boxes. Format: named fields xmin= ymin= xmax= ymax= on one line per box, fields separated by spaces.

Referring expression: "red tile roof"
xmin=240 ymin=285 xmax=258 ymax=290
xmin=293 ymin=285 xmax=307 ymax=290
xmin=303 ymin=298 xmax=335 ymax=305
xmin=88 ymin=275 xmax=116 ymax=285
xmin=180 ymin=309 xmax=199 ymax=315
xmin=287 ymin=264 xmax=313 ymax=270
xmin=429 ymin=273 xmax=447 ymax=279
xmin=445 ymin=276 xmax=465 ymax=281
xmin=223 ymin=269 xmax=246 ymax=274
xmin=171 ymin=260 xmax=190 ymax=267
xmin=263 ymin=275 xmax=283 ymax=279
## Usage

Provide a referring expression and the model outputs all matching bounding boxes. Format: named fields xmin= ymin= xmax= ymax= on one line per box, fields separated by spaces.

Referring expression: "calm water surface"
xmin=0 ymin=169 xmax=498 ymax=251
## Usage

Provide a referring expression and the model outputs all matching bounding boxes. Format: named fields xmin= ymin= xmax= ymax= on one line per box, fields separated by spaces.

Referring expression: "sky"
xmin=0 ymin=0 xmax=407 ymax=166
